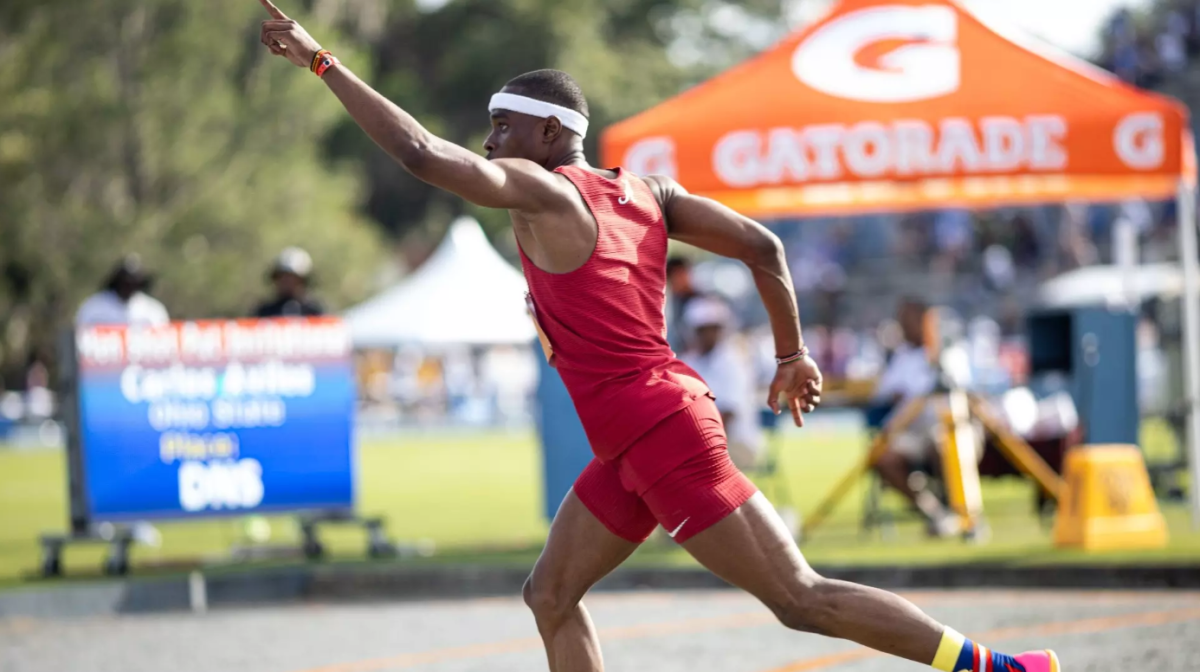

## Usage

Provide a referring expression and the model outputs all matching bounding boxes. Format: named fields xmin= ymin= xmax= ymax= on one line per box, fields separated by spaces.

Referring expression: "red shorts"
xmin=573 ymin=395 xmax=758 ymax=544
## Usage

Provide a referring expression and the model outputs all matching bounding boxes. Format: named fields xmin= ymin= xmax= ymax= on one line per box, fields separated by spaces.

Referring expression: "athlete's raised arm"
xmin=644 ymin=174 xmax=821 ymax=426
xmin=255 ymin=0 xmax=557 ymax=211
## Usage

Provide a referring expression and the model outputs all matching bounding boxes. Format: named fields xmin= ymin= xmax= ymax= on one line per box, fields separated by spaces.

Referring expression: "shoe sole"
xmin=1047 ymin=649 xmax=1061 ymax=672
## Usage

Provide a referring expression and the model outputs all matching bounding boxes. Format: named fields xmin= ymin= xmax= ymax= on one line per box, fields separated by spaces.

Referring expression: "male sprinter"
xmin=256 ymin=3 xmax=1060 ymax=671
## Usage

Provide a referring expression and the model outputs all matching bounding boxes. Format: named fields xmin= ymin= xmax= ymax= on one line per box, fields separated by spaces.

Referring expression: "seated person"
xmin=870 ymin=298 xmax=963 ymax=537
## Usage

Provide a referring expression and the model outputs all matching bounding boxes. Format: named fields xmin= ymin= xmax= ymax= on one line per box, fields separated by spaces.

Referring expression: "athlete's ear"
xmin=542 ymin=116 xmax=564 ymax=144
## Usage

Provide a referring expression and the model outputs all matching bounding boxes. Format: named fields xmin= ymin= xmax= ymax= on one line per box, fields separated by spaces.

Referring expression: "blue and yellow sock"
xmin=932 ymin=628 xmax=1025 ymax=672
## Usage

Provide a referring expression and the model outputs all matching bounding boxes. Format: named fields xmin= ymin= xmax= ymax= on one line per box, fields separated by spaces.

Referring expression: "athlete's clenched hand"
xmin=257 ymin=0 xmax=323 ymax=69
xmin=768 ymin=356 xmax=823 ymax=428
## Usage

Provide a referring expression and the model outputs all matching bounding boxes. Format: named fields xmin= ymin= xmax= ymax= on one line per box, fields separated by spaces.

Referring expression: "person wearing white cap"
xmin=678 ymin=296 xmax=764 ymax=470
xmin=252 ymin=247 xmax=324 ymax=318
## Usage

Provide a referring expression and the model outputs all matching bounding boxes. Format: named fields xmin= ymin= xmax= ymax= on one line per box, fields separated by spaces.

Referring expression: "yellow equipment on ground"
xmin=1053 ymin=445 xmax=1169 ymax=551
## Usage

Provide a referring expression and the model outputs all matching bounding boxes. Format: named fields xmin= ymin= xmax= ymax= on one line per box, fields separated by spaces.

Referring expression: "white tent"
xmin=345 ymin=217 xmax=535 ymax=347
xmin=1036 ymin=263 xmax=1187 ymax=309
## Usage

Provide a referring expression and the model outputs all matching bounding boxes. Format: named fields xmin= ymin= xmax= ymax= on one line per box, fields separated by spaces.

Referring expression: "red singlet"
xmin=518 ymin=166 xmax=710 ymax=462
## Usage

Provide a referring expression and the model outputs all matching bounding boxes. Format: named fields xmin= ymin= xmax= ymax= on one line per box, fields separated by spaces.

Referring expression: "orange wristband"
xmin=312 ymin=50 xmax=339 ymax=77
xmin=309 ymin=49 xmax=327 ymax=73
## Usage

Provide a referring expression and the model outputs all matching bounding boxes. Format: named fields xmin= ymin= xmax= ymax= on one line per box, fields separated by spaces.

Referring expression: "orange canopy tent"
xmin=601 ymin=0 xmax=1200 ymax=522
xmin=601 ymin=0 xmax=1193 ymax=217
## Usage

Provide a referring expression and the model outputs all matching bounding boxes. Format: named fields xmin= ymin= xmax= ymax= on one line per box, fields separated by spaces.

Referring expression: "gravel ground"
xmin=2 ymin=589 xmax=1198 ymax=672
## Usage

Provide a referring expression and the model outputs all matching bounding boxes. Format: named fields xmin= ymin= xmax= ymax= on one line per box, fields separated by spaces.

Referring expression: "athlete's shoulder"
xmin=489 ymin=158 xmax=584 ymax=211
xmin=640 ymin=173 xmax=689 ymax=200
xmin=638 ymin=174 xmax=689 ymax=229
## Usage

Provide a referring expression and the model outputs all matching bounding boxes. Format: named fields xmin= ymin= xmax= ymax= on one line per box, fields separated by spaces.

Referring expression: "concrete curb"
xmin=2 ymin=563 xmax=1197 ymax=619
xmin=0 ymin=577 xmax=189 ymax=617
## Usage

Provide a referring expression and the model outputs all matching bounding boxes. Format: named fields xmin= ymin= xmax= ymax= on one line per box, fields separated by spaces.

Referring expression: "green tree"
xmin=0 ymin=0 xmax=383 ymax=385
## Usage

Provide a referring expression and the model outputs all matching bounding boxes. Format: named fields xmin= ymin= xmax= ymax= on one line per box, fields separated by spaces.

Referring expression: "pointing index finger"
xmin=258 ymin=0 xmax=289 ymax=20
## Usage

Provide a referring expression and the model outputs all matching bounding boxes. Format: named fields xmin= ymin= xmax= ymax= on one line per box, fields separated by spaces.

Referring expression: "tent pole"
xmin=1177 ymin=179 xmax=1200 ymax=529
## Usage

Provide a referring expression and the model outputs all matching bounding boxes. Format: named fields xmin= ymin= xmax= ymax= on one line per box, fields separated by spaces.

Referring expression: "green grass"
xmin=1 ymin=422 xmax=1198 ymax=584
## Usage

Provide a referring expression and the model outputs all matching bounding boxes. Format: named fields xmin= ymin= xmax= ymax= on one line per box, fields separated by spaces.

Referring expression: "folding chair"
xmin=859 ymin=401 xmax=943 ymax=536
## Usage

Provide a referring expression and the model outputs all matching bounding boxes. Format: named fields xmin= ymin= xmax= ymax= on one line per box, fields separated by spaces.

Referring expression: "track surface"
xmin=3 ymin=589 xmax=1198 ymax=672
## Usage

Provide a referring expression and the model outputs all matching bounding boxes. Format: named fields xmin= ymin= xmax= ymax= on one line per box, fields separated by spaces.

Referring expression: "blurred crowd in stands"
xmin=1098 ymin=1 xmax=1200 ymax=89
xmin=731 ymin=198 xmax=1173 ymax=381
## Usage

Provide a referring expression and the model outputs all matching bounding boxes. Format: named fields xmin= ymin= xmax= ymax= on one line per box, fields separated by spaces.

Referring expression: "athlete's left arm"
xmin=644 ymin=174 xmax=822 ymax=425
xmin=255 ymin=0 xmax=556 ymax=211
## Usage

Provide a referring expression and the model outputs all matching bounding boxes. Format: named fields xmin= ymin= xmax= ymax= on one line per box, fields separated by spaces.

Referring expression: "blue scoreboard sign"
xmin=74 ymin=318 xmax=355 ymax=521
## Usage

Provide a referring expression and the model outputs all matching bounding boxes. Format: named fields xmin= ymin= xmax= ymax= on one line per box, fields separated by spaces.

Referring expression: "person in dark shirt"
xmin=252 ymin=247 xmax=325 ymax=318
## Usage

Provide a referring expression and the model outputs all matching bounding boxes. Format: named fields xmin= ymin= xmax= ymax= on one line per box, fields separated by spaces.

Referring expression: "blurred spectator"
xmin=997 ymin=300 xmax=1031 ymax=388
xmin=1109 ymin=8 xmax=1137 ymax=47
xmin=1144 ymin=210 xmax=1177 ymax=263
xmin=827 ymin=327 xmax=857 ymax=380
xmin=665 ymin=256 xmax=699 ymax=352
xmin=871 ymin=298 xmax=936 ymax=413
xmin=747 ymin=324 xmax=781 ymax=398
xmin=1157 ymin=23 xmax=1187 ymax=73
xmin=678 ymin=296 xmax=764 ymax=470
xmin=868 ymin=297 xmax=960 ymax=537
xmin=828 ymin=220 xmax=856 ymax=268
xmin=1166 ymin=9 xmax=1191 ymax=45
xmin=982 ymin=244 xmax=1015 ymax=291
xmin=24 ymin=355 xmax=54 ymax=420
xmin=252 ymin=247 xmax=324 ymax=318
xmin=875 ymin=317 xmax=904 ymax=360
xmin=1107 ymin=8 xmax=1144 ymax=82
xmin=932 ymin=209 xmax=973 ymax=273
xmin=75 ymin=254 xmax=169 ymax=327
xmin=1117 ymin=198 xmax=1154 ymax=237
xmin=804 ymin=325 xmax=832 ymax=374
xmin=968 ymin=316 xmax=1011 ymax=394
xmin=814 ymin=265 xmax=847 ymax=328
xmin=25 ymin=354 xmax=48 ymax=391
xmin=1193 ymin=3 xmax=1200 ymax=51
xmin=1058 ymin=202 xmax=1098 ymax=270
xmin=388 ymin=346 xmax=426 ymax=408
xmin=997 ymin=296 xmax=1024 ymax=340
xmin=1137 ymin=316 xmax=1170 ymax=415
xmin=1008 ymin=213 xmax=1042 ymax=269
xmin=895 ymin=212 xmax=933 ymax=261
xmin=481 ymin=345 xmax=537 ymax=425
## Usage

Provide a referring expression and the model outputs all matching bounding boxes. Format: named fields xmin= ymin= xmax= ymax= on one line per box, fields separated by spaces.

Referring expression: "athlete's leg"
xmin=683 ymin=492 xmax=943 ymax=659
xmin=680 ymin=492 xmax=1051 ymax=671
xmin=525 ymin=491 xmax=636 ymax=672
xmin=524 ymin=459 xmax=655 ymax=672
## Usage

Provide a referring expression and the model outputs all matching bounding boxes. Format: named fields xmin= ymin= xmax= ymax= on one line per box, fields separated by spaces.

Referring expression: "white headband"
xmin=488 ymin=92 xmax=589 ymax=139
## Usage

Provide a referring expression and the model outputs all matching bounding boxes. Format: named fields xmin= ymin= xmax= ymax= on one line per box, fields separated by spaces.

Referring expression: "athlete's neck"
xmin=544 ymin=145 xmax=588 ymax=172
